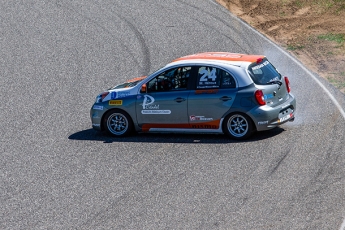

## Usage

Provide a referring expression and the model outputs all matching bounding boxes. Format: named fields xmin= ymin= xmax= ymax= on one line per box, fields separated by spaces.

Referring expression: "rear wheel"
xmin=223 ymin=113 xmax=254 ymax=140
xmin=103 ymin=110 xmax=133 ymax=137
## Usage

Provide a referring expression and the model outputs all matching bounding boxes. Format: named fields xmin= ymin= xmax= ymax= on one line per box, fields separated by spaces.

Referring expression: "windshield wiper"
xmin=267 ymin=80 xmax=282 ymax=86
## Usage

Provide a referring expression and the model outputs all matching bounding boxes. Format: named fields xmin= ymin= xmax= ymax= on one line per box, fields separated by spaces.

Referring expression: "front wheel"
xmin=103 ymin=110 xmax=133 ymax=137
xmin=223 ymin=113 xmax=254 ymax=140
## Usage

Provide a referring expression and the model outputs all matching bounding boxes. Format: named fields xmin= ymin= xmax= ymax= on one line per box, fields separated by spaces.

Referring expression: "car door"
xmin=136 ymin=66 xmax=192 ymax=131
xmin=187 ymin=65 xmax=238 ymax=129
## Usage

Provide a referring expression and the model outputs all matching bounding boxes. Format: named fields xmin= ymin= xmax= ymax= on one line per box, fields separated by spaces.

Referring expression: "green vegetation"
xmin=317 ymin=33 xmax=345 ymax=44
xmin=295 ymin=0 xmax=304 ymax=7
xmin=312 ymin=0 xmax=345 ymax=11
xmin=327 ymin=73 xmax=345 ymax=90
xmin=291 ymin=0 xmax=345 ymax=11
xmin=327 ymin=71 xmax=345 ymax=94
xmin=287 ymin=44 xmax=305 ymax=50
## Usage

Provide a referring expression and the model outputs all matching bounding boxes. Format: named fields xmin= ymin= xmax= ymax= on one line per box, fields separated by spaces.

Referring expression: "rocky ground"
xmin=217 ymin=0 xmax=345 ymax=93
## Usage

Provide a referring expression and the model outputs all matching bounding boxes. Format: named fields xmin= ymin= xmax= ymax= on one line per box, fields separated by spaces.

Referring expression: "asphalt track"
xmin=1 ymin=0 xmax=345 ymax=229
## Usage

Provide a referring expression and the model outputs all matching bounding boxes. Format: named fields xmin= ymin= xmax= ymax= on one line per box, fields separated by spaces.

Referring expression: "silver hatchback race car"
xmin=90 ymin=52 xmax=296 ymax=140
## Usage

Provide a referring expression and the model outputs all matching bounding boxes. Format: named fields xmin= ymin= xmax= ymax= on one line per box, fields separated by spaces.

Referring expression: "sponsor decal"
xmin=195 ymin=89 xmax=219 ymax=94
xmin=93 ymin=105 xmax=103 ymax=110
xmin=264 ymin=94 xmax=274 ymax=100
xmin=190 ymin=115 xmax=213 ymax=121
xmin=109 ymin=100 xmax=122 ymax=106
xmin=258 ymin=121 xmax=268 ymax=125
xmin=111 ymin=91 xmax=130 ymax=99
xmin=191 ymin=124 xmax=217 ymax=129
xmin=197 ymin=67 xmax=219 ymax=89
xmin=92 ymin=123 xmax=100 ymax=127
xmin=141 ymin=95 xmax=155 ymax=109
xmin=141 ymin=110 xmax=171 ymax=114
xmin=199 ymin=68 xmax=217 ymax=83
xmin=252 ymin=60 xmax=269 ymax=70
xmin=141 ymin=95 xmax=171 ymax=115
xmin=279 ymin=113 xmax=293 ymax=123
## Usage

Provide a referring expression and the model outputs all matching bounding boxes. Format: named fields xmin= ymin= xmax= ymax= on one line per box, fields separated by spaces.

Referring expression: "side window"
xmin=196 ymin=66 xmax=220 ymax=89
xmin=220 ymin=70 xmax=236 ymax=88
xmin=147 ymin=66 xmax=191 ymax=92
xmin=196 ymin=66 xmax=236 ymax=89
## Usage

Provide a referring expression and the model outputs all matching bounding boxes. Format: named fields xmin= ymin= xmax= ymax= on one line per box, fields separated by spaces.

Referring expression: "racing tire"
xmin=223 ymin=113 xmax=254 ymax=140
xmin=103 ymin=109 xmax=133 ymax=137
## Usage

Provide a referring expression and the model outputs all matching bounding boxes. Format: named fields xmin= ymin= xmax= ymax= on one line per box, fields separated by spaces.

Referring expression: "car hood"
xmin=102 ymin=76 xmax=147 ymax=102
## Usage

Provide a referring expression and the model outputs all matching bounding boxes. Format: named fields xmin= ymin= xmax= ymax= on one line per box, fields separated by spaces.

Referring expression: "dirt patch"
xmin=216 ymin=0 xmax=345 ymax=93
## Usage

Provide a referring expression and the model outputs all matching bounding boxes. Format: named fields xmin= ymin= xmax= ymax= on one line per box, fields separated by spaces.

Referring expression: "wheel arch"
xmin=222 ymin=109 xmax=258 ymax=132
xmin=101 ymin=108 xmax=134 ymax=132
xmin=222 ymin=110 xmax=257 ymax=139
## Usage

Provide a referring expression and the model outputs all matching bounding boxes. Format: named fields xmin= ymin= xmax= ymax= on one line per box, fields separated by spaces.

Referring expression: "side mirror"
xmin=140 ymin=83 xmax=147 ymax=93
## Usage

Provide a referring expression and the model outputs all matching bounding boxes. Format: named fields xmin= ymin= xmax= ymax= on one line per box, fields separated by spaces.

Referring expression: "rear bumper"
xmin=250 ymin=93 xmax=296 ymax=131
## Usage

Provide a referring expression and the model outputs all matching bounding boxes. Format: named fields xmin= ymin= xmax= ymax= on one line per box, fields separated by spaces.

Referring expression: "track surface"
xmin=1 ymin=0 xmax=345 ymax=229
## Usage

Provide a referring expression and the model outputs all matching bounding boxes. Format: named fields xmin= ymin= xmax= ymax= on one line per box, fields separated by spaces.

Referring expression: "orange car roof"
xmin=172 ymin=52 xmax=265 ymax=63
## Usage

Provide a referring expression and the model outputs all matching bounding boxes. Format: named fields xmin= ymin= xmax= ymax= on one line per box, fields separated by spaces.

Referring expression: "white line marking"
xmin=283 ymin=51 xmax=345 ymax=120
xmin=340 ymin=219 xmax=345 ymax=230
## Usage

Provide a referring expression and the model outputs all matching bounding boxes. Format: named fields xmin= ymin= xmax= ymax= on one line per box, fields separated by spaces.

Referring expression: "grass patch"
xmin=328 ymin=78 xmax=345 ymax=88
xmin=327 ymin=72 xmax=345 ymax=90
xmin=317 ymin=33 xmax=345 ymax=44
xmin=334 ymin=0 xmax=345 ymax=12
xmin=316 ymin=0 xmax=345 ymax=11
xmin=313 ymin=0 xmax=334 ymax=9
xmin=287 ymin=44 xmax=304 ymax=50
xmin=294 ymin=0 xmax=304 ymax=8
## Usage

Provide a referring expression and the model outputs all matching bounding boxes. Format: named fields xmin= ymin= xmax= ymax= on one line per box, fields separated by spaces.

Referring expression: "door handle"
xmin=219 ymin=96 xmax=232 ymax=101
xmin=174 ymin=97 xmax=186 ymax=103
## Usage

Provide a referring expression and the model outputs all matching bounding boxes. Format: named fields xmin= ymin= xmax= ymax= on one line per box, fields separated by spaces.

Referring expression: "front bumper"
xmin=90 ymin=104 xmax=107 ymax=131
xmin=250 ymin=93 xmax=296 ymax=131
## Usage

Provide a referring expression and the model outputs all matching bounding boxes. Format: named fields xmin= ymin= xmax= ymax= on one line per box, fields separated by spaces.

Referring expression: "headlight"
xmin=95 ymin=92 xmax=109 ymax=103
xmin=95 ymin=95 xmax=102 ymax=103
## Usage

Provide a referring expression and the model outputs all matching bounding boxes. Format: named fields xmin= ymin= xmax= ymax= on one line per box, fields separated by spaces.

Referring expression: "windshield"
xmin=110 ymin=76 xmax=146 ymax=90
xmin=248 ymin=59 xmax=281 ymax=85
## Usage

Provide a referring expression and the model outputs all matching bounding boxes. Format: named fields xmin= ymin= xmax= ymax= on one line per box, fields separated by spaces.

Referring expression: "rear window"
xmin=248 ymin=59 xmax=281 ymax=85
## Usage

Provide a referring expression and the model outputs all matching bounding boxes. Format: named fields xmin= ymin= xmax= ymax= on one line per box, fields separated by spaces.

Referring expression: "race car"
xmin=90 ymin=52 xmax=296 ymax=140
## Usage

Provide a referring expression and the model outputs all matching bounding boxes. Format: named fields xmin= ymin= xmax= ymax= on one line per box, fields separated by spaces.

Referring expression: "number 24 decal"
xmin=199 ymin=68 xmax=217 ymax=81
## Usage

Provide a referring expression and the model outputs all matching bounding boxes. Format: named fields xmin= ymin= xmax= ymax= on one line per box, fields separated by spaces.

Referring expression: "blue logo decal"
xmin=264 ymin=94 xmax=274 ymax=100
xmin=111 ymin=92 xmax=117 ymax=99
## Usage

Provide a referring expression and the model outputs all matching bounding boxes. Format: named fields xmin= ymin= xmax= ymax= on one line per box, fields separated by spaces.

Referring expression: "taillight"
xmin=284 ymin=76 xmax=291 ymax=93
xmin=255 ymin=90 xmax=266 ymax=106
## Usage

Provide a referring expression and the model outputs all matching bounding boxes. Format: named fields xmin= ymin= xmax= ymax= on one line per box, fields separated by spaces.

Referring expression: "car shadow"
xmin=68 ymin=127 xmax=285 ymax=144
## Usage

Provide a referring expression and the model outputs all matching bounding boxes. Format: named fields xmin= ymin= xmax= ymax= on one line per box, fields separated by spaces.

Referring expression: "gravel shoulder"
xmin=217 ymin=0 xmax=345 ymax=94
